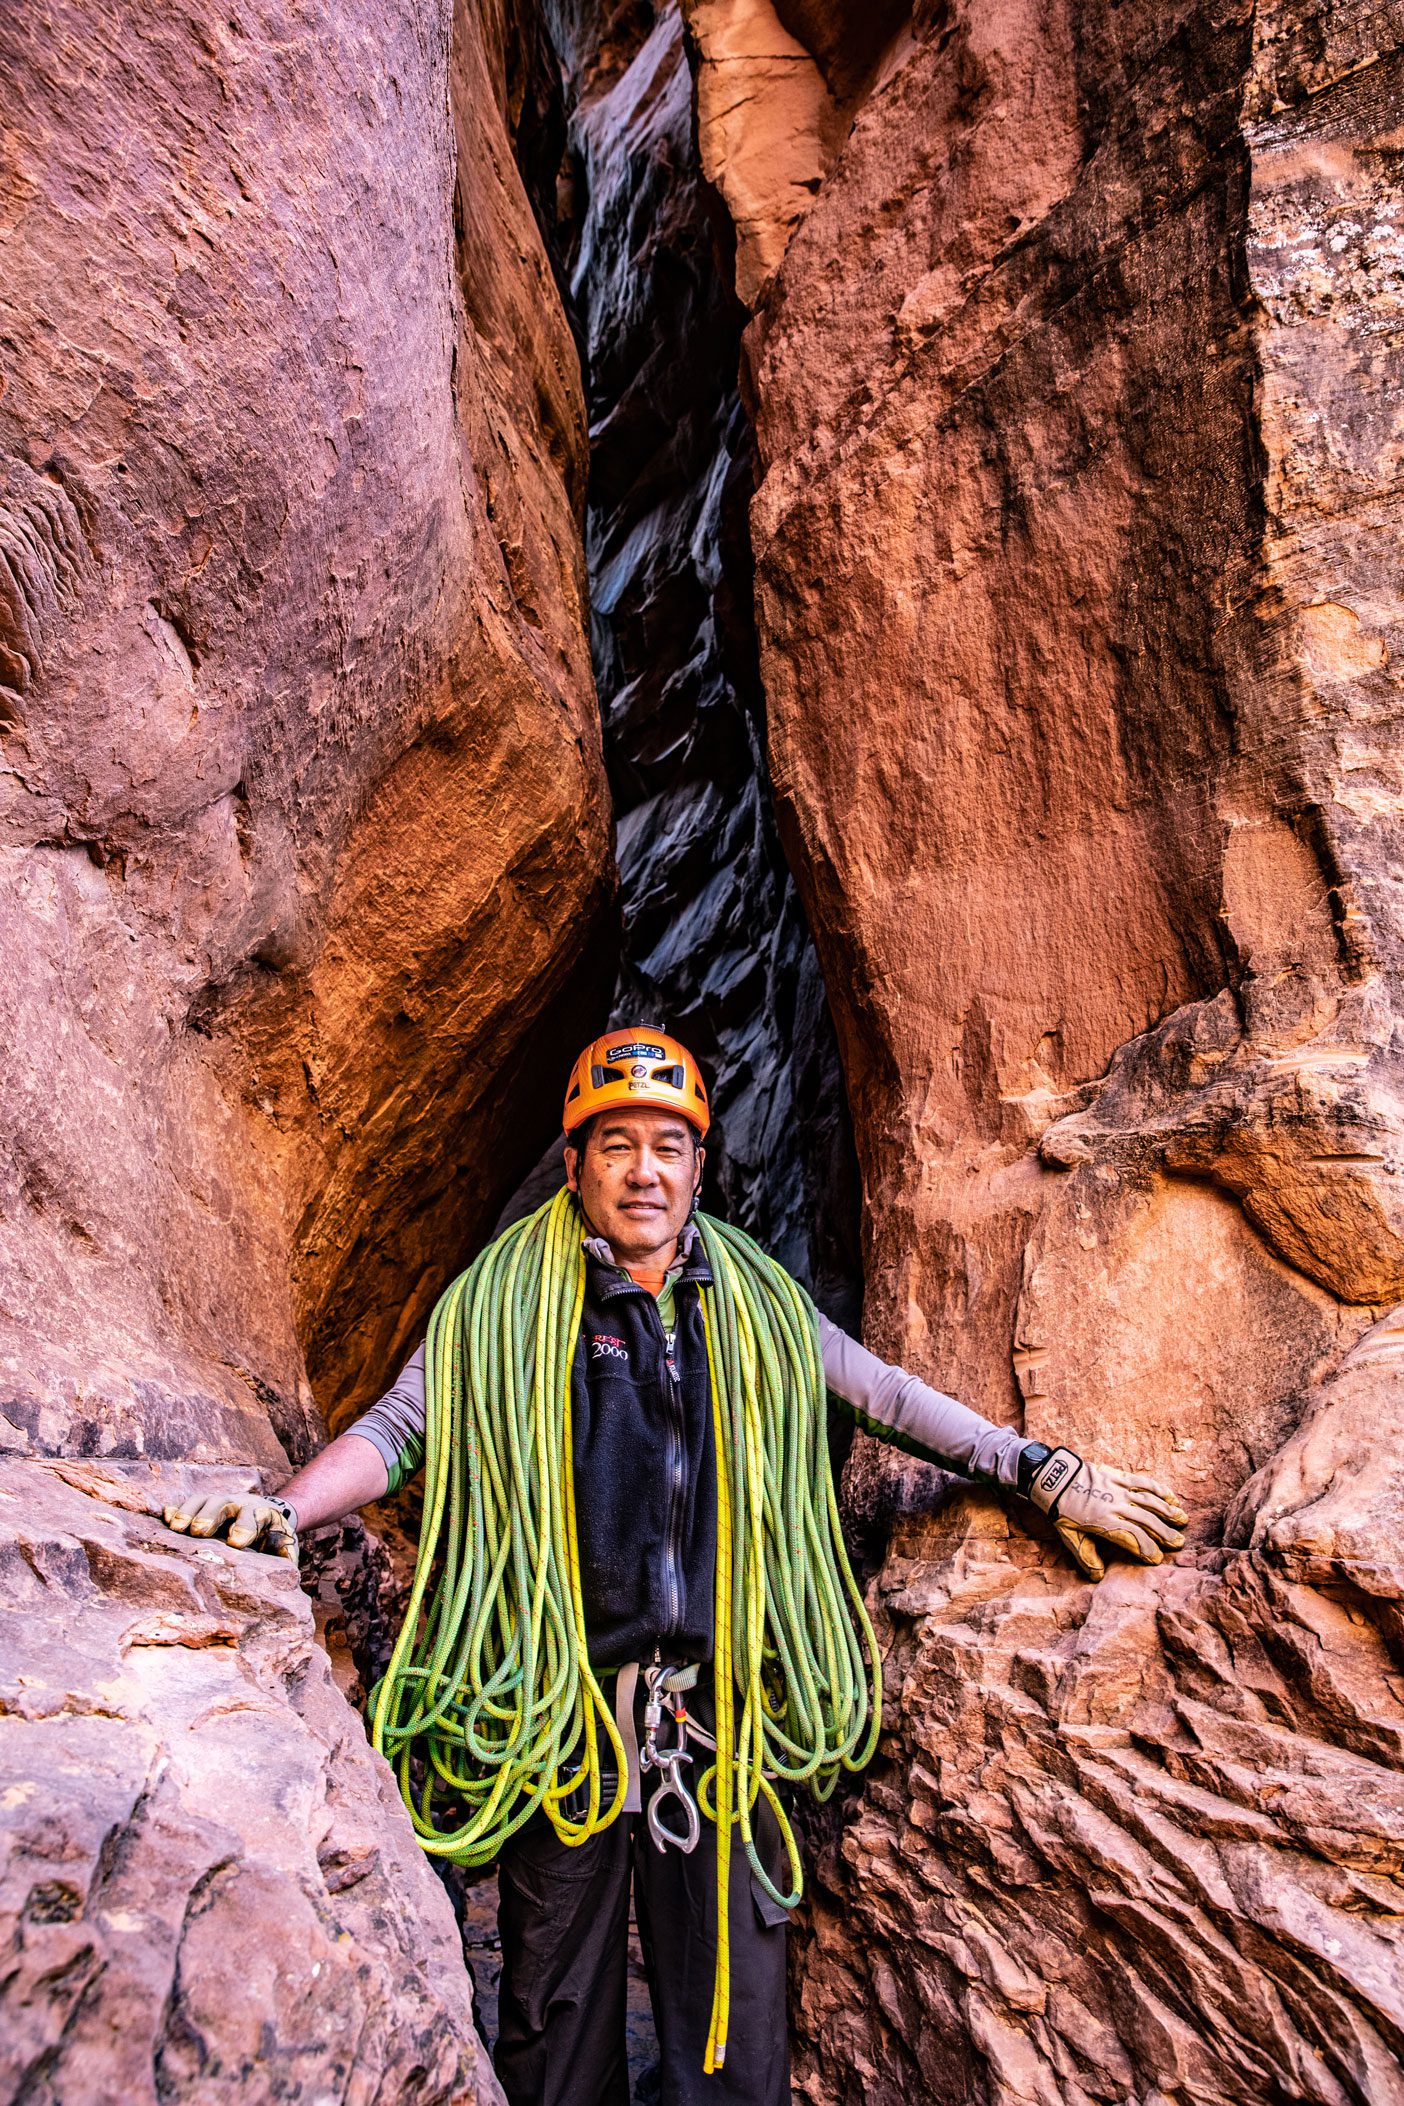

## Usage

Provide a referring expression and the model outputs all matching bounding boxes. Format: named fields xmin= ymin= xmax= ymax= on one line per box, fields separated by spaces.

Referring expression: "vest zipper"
xmin=636 ymin=1285 xmax=685 ymax=1639
xmin=606 ymin=1270 xmax=695 ymax=1646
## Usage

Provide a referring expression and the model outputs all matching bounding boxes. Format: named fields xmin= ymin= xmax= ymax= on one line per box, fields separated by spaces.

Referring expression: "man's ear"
xmin=564 ymin=1143 xmax=581 ymax=1195
xmin=692 ymin=1144 xmax=705 ymax=1198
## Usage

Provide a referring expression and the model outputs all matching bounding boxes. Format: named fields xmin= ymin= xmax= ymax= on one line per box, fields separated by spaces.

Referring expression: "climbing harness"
xmin=370 ymin=1184 xmax=881 ymax=2075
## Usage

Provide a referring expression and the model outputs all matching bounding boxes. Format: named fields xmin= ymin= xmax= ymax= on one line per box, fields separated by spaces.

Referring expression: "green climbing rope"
xmin=369 ymin=1185 xmax=881 ymax=2072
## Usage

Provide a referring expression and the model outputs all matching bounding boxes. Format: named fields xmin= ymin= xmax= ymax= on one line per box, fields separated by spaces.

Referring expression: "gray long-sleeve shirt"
xmin=348 ymin=1304 xmax=1030 ymax=1498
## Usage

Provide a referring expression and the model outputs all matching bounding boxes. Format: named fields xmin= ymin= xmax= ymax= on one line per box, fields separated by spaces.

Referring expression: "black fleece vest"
xmin=569 ymin=1242 xmax=717 ymax=1671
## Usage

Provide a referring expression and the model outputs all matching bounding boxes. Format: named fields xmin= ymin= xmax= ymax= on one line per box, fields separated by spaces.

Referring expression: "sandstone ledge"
xmin=0 ymin=1457 xmax=500 ymax=2105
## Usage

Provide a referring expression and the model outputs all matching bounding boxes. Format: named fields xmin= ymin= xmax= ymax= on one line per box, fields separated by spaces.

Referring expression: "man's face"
xmin=564 ymin=1109 xmax=704 ymax=1264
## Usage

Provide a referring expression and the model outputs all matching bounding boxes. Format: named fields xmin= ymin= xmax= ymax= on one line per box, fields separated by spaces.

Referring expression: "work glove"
xmin=163 ymin=1489 xmax=300 ymax=1562
xmin=1025 ymin=1446 xmax=1187 ymax=1580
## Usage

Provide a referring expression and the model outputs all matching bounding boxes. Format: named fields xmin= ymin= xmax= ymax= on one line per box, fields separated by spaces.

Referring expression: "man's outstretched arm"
xmin=161 ymin=1357 xmax=419 ymax=1560
xmin=818 ymin=1315 xmax=1187 ymax=1580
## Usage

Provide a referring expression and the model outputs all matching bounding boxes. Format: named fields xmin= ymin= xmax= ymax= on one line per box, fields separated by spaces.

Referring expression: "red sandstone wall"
xmin=0 ymin=1 xmax=607 ymax=2091
xmin=0 ymin=0 xmax=611 ymax=1470
xmin=684 ymin=0 xmax=1404 ymax=2096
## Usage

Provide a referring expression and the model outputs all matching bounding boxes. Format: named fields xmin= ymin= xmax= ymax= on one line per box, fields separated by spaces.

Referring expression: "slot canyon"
xmin=2 ymin=0 xmax=1402 ymax=2100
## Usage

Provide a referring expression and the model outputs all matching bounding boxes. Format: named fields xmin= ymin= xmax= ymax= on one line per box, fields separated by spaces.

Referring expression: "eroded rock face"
xmin=0 ymin=1458 xmax=501 ymax=2104
xmin=797 ymin=1364 xmax=1404 ymax=2105
xmin=1 ymin=0 xmax=607 ymax=2091
xmin=684 ymin=0 xmax=1404 ymax=2096
xmin=684 ymin=0 xmax=910 ymax=304
xmin=0 ymin=0 xmax=610 ymax=1464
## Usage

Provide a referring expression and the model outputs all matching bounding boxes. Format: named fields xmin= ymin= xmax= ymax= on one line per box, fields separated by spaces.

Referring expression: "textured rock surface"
xmin=1 ymin=0 xmax=608 ymax=2094
xmin=685 ymin=0 xmax=909 ymax=304
xmin=0 ymin=0 xmax=610 ymax=1465
xmin=9 ymin=0 xmax=1404 ymax=2096
xmin=686 ymin=0 xmax=1404 ymax=2097
xmin=535 ymin=0 xmax=860 ymax=1312
xmin=0 ymin=1457 xmax=502 ymax=2103
xmin=797 ymin=1331 xmax=1404 ymax=2105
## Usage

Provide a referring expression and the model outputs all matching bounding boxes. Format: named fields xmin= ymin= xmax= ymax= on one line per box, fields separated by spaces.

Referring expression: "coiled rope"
xmin=370 ymin=1186 xmax=881 ymax=2073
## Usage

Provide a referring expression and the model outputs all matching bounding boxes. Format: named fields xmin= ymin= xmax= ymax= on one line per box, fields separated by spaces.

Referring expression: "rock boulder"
xmin=0 ymin=1457 xmax=502 ymax=2103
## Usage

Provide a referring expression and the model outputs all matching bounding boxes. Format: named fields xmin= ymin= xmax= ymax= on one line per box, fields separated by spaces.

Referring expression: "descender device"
xmin=640 ymin=1660 xmax=703 ymax=1854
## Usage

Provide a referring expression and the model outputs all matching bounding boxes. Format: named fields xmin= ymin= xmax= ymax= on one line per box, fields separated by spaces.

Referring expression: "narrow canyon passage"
xmin=502 ymin=0 xmax=863 ymax=1321
xmin=447 ymin=8 xmax=863 ymax=2082
xmin=1 ymin=1 xmax=1403 ymax=2102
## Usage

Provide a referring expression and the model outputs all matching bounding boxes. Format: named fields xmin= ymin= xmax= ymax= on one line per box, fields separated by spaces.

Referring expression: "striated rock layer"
xmin=0 ymin=0 xmax=608 ymax=2093
xmin=685 ymin=0 xmax=1404 ymax=2097
xmin=0 ymin=0 xmax=610 ymax=1465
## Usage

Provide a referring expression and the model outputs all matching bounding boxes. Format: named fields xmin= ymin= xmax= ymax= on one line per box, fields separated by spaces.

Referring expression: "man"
xmin=167 ymin=1027 xmax=1186 ymax=2106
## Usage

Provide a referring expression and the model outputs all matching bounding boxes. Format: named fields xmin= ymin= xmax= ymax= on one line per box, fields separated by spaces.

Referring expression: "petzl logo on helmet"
xmin=606 ymin=1040 xmax=666 ymax=1062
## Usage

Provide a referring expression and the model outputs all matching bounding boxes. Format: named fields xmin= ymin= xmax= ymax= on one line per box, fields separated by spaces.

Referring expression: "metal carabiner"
xmin=639 ymin=1660 xmax=702 ymax=1854
xmin=646 ymin=1747 xmax=701 ymax=1855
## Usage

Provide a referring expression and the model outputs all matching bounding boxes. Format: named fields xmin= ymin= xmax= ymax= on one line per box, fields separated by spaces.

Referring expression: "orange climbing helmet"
xmin=563 ymin=1026 xmax=711 ymax=1139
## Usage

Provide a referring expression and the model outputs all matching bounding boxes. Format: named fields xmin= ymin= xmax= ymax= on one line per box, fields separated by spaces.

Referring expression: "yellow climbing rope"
xmin=370 ymin=1185 xmax=881 ymax=2073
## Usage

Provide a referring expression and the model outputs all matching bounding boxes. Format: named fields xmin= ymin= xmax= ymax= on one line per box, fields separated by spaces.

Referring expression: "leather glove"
xmin=1024 ymin=1446 xmax=1187 ymax=1580
xmin=163 ymin=1489 xmax=300 ymax=1562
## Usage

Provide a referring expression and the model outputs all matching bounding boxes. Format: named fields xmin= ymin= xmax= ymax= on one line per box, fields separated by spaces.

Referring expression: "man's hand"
xmin=163 ymin=1490 xmax=300 ymax=1562
xmin=1026 ymin=1447 xmax=1187 ymax=1580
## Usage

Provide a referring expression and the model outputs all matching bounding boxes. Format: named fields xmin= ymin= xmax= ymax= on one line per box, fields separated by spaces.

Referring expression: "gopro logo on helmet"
xmin=607 ymin=1040 xmax=666 ymax=1062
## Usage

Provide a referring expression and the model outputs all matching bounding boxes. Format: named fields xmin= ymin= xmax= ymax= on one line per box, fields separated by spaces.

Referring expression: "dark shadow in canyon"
xmin=503 ymin=0 xmax=863 ymax=1326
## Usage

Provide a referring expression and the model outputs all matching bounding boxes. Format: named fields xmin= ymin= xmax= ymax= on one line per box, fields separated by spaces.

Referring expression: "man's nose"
xmin=625 ymin=1155 xmax=660 ymax=1184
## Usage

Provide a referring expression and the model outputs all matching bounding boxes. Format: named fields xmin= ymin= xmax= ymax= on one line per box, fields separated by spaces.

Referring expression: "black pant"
xmin=495 ymin=1766 xmax=791 ymax=2106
